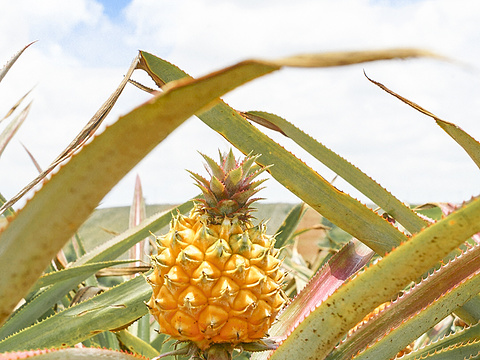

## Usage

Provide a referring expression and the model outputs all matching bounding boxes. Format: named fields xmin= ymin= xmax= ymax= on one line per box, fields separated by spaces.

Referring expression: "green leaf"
xmin=115 ymin=329 xmax=160 ymax=359
xmin=0 ymin=275 xmax=151 ymax=352
xmin=138 ymin=51 xmax=414 ymax=256
xmin=270 ymin=239 xmax=374 ymax=341
xmin=353 ymin=265 xmax=480 ymax=359
xmin=269 ymin=197 xmax=480 ymax=360
xmin=328 ymin=237 xmax=480 ymax=359
xmin=74 ymin=201 xmax=193 ymax=266
xmin=225 ymin=167 xmax=243 ymax=192
xmin=31 ymin=260 xmax=135 ymax=292
xmin=402 ymin=340 xmax=480 ymax=360
xmin=0 ymin=348 xmax=148 ymax=359
xmin=243 ymin=111 xmax=428 ymax=235
xmin=400 ymin=322 xmax=480 ymax=360
xmin=0 ymin=102 xmax=31 ymax=158
xmin=201 ymin=152 xmax=225 ymax=180
xmin=365 ymin=73 xmax=480 ymax=169
xmin=0 ymin=193 xmax=15 ymax=218
xmin=149 ymin=333 xmax=170 ymax=355
xmin=435 ymin=119 xmax=480 ymax=169
xmin=0 ymin=260 xmax=135 ymax=341
xmin=273 ymin=203 xmax=307 ymax=249
xmin=0 ymin=53 xmax=284 ymax=324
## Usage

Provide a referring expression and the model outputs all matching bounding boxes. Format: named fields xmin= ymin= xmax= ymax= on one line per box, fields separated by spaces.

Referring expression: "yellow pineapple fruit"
xmin=146 ymin=149 xmax=286 ymax=357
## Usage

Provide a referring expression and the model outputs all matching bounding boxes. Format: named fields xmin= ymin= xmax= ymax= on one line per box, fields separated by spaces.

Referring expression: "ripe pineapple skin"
xmin=146 ymin=208 xmax=286 ymax=351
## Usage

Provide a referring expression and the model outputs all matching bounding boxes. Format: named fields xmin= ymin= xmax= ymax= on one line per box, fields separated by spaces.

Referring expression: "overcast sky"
xmin=1 ymin=0 xmax=480 ymax=211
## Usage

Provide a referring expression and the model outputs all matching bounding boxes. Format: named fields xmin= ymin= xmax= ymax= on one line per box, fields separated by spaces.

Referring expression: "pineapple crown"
xmin=189 ymin=149 xmax=268 ymax=222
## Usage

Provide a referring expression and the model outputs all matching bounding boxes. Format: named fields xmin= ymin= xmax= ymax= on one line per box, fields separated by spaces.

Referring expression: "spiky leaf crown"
xmin=189 ymin=149 xmax=268 ymax=222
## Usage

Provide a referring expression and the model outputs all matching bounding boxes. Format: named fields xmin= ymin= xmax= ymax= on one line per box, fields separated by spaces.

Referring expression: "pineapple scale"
xmin=146 ymin=211 xmax=286 ymax=351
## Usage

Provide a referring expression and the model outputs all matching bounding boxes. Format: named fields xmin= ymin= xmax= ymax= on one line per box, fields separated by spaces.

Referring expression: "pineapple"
xmin=146 ymin=149 xmax=286 ymax=356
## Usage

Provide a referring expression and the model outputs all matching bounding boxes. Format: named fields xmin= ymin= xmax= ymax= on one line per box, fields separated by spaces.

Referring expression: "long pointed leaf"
xmin=0 ymin=260 xmax=135 ymax=340
xmin=1 ymin=348 xmax=147 ymax=360
xmin=0 ymin=275 xmax=151 ymax=352
xmin=400 ymin=323 xmax=480 ymax=360
xmin=128 ymin=175 xmax=150 ymax=343
xmin=0 ymin=53 xmax=294 ymax=325
xmin=251 ymin=239 xmax=374 ymax=360
xmin=32 ymin=260 xmax=136 ymax=292
xmin=404 ymin=341 xmax=480 ymax=360
xmin=73 ymin=200 xmax=194 ymax=267
xmin=365 ymin=72 xmax=480 ymax=169
xmin=115 ymin=330 xmax=159 ymax=359
xmin=328 ymin=242 xmax=480 ymax=359
xmin=269 ymin=197 xmax=480 ymax=360
xmin=0 ymin=102 xmax=31 ymax=157
xmin=0 ymin=42 xmax=35 ymax=84
xmin=273 ymin=239 xmax=374 ymax=339
xmin=243 ymin=111 xmax=428 ymax=235
xmin=354 ymin=270 xmax=480 ymax=359
xmin=0 ymin=54 xmax=140 ymax=214
xmin=139 ymin=51 xmax=424 ymax=256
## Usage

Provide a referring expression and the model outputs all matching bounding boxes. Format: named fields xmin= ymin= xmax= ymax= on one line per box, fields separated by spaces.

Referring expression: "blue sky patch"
xmin=97 ymin=0 xmax=132 ymax=19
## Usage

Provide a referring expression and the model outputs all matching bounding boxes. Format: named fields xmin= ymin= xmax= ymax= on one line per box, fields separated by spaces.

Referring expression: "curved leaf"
xmin=115 ymin=330 xmax=159 ymax=359
xmin=400 ymin=323 xmax=480 ymax=360
xmin=243 ymin=110 xmax=428 ymax=235
xmin=0 ymin=42 xmax=36 ymax=84
xmin=0 ymin=275 xmax=151 ymax=352
xmin=365 ymin=72 xmax=480 ymax=170
xmin=73 ymin=200 xmax=194 ymax=267
xmin=139 ymin=51 xmax=422 ymax=256
xmin=0 ymin=102 xmax=31 ymax=158
xmin=32 ymin=260 xmax=136 ymax=292
xmin=0 ymin=260 xmax=136 ymax=341
xmin=273 ymin=203 xmax=307 ymax=249
xmin=269 ymin=197 xmax=480 ymax=360
xmin=328 ymin=242 xmax=480 ymax=359
xmin=0 ymin=347 xmax=147 ymax=360
xmin=0 ymin=53 xmax=286 ymax=325
xmin=402 ymin=340 xmax=480 ymax=360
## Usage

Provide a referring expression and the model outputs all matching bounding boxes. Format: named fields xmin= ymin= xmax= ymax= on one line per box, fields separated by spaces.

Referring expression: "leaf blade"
xmin=269 ymin=197 xmax=480 ymax=360
xmin=365 ymin=72 xmax=480 ymax=169
xmin=0 ymin=276 xmax=151 ymax=352
xmin=243 ymin=110 xmax=428 ymax=235
xmin=0 ymin=53 xmax=284 ymax=325
xmin=139 ymin=51 xmax=413 ymax=256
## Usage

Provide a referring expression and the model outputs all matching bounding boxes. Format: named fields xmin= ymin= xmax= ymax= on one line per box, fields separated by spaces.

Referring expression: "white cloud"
xmin=0 ymin=0 xmax=479 ymax=212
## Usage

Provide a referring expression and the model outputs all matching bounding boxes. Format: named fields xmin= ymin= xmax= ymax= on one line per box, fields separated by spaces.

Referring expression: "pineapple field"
xmin=1 ymin=44 xmax=480 ymax=360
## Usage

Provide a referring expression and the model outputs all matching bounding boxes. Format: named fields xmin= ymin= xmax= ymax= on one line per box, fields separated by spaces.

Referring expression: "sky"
xmin=1 ymin=0 xmax=480 ymax=211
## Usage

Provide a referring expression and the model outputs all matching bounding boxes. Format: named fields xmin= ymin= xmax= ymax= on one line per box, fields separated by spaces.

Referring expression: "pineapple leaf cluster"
xmin=189 ymin=149 xmax=267 ymax=222
xmin=1 ymin=43 xmax=480 ymax=360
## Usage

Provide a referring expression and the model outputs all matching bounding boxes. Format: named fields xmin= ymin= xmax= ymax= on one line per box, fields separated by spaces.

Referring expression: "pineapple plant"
xmin=2 ymin=44 xmax=480 ymax=360
xmin=146 ymin=150 xmax=286 ymax=356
